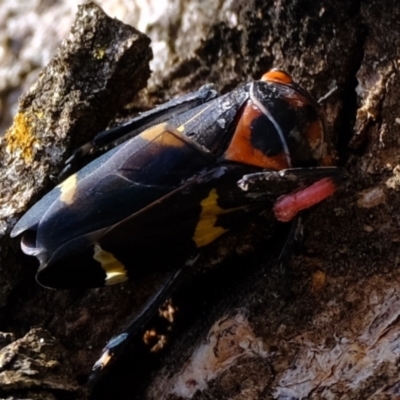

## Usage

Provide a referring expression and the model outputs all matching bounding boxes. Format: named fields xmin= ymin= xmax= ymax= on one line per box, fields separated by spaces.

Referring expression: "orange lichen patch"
xmin=262 ymin=70 xmax=293 ymax=84
xmin=5 ymin=112 xmax=39 ymax=163
xmin=224 ymin=103 xmax=289 ymax=170
xmin=305 ymin=119 xmax=324 ymax=152
xmin=159 ymin=299 xmax=178 ymax=323
xmin=143 ymin=329 xmax=168 ymax=353
xmin=312 ymin=270 xmax=327 ymax=291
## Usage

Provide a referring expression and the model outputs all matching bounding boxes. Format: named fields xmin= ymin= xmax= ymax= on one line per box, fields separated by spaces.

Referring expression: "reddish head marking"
xmin=224 ymin=103 xmax=289 ymax=170
xmin=261 ymin=70 xmax=293 ymax=85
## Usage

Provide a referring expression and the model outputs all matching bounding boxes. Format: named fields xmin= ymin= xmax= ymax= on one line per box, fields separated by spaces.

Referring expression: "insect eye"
xmin=261 ymin=69 xmax=293 ymax=84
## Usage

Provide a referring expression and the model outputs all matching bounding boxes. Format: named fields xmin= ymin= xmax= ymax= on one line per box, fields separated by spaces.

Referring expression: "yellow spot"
xmin=5 ymin=112 xmax=38 ymax=163
xmin=193 ymin=189 xmax=228 ymax=247
xmin=312 ymin=270 xmax=327 ymax=292
xmin=93 ymin=244 xmax=128 ymax=285
xmin=93 ymin=48 xmax=106 ymax=59
xmin=93 ymin=350 xmax=112 ymax=370
xmin=58 ymin=174 xmax=77 ymax=205
xmin=141 ymin=123 xmax=186 ymax=148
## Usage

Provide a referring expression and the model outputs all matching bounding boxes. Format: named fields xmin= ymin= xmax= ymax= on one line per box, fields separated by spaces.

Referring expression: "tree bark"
xmin=2 ymin=0 xmax=400 ymax=399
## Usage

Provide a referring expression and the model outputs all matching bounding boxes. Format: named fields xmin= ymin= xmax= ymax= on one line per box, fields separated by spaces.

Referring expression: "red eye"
xmin=261 ymin=69 xmax=293 ymax=84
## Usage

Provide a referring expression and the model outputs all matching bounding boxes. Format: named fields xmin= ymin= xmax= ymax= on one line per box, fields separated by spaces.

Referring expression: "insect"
xmin=10 ymin=69 xmax=343 ymax=376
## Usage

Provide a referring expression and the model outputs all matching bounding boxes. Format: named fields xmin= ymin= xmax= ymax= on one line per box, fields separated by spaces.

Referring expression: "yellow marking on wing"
xmin=193 ymin=188 xmax=229 ymax=248
xmin=93 ymin=244 xmax=128 ymax=285
xmin=93 ymin=350 xmax=112 ymax=370
xmin=141 ymin=123 xmax=185 ymax=148
xmin=58 ymin=173 xmax=77 ymax=205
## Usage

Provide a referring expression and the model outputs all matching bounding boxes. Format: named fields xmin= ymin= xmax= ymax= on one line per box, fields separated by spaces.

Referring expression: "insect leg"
xmin=89 ymin=266 xmax=186 ymax=384
xmin=277 ymin=216 xmax=303 ymax=274
xmin=238 ymin=166 xmax=347 ymax=192
xmin=274 ymin=216 xmax=304 ymax=299
xmin=239 ymin=167 xmax=347 ymax=222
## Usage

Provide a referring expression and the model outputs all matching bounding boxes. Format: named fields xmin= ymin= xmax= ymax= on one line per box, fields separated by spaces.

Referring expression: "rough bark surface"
xmin=1 ymin=0 xmax=400 ymax=399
